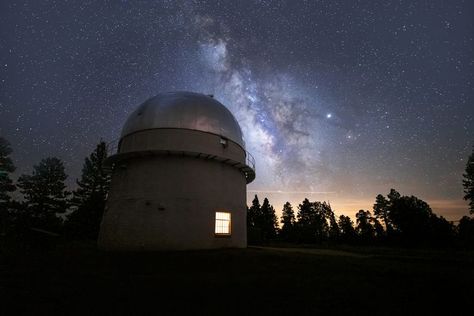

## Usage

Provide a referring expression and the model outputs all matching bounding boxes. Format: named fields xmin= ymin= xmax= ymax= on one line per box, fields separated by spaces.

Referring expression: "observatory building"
xmin=98 ymin=91 xmax=255 ymax=251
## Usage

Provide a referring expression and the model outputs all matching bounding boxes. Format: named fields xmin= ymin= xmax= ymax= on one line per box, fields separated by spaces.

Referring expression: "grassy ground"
xmin=1 ymin=242 xmax=473 ymax=315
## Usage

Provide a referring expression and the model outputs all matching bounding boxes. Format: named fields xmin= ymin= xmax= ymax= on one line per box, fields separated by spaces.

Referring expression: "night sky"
xmin=1 ymin=0 xmax=473 ymax=220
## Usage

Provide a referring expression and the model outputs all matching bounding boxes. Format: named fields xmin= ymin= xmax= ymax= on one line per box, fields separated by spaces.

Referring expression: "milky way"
xmin=1 ymin=0 xmax=473 ymax=219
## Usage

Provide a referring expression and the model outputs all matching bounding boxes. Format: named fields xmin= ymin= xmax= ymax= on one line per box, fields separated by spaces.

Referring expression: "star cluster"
xmin=0 ymin=0 xmax=473 ymax=219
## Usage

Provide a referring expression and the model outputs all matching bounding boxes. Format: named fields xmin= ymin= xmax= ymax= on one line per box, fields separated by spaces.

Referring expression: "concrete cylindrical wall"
xmin=98 ymin=128 xmax=250 ymax=251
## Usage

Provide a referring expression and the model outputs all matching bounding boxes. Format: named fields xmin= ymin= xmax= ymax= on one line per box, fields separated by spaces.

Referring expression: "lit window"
xmin=215 ymin=212 xmax=231 ymax=235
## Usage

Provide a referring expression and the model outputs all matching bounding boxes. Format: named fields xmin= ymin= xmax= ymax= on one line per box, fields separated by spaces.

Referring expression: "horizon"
xmin=1 ymin=0 xmax=473 ymax=222
xmin=5 ymin=146 xmax=469 ymax=222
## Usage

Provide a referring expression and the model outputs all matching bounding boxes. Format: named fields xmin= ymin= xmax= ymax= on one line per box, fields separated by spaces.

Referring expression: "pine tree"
xmin=458 ymin=216 xmax=474 ymax=246
xmin=389 ymin=194 xmax=434 ymax=243
xmin=387 ymin=188 xmax=401 ymax=204
xmin=338 ymin=215 xmax=356 ymax=243
xmin=280 ymin=202 xmax=295 ymax=241
xmin=355 ymin=210 xmax=375 ymax=242
xmin=247 ymin=195 xmax=262 ymax=244
xmin=371 ymin=217 xmax=385 ymax=240
xmin=373 ymin=194 xmax=392 ymax=234
xmin=297 ymin=198 xmax=313 ymax=226
xmin=374 ymin=188 xmax=455 ymax=245
xmin=462 ymin=147 xmax=474 ymax=214
xmin=296 ymin=199 xmax=324 ymax=243
xmin=0 ymin=137 xmax=16 ymax=235
xmin=260 ymin=197 xmax=278 ymax=240
xmin=66 ymin=141 xmax=110 ymax=239
xmin=323 ymin=202 xmax=339 ymax=241
xmin=17 ymin=157 xmax=69 ymax=231
xmin=312 ymin=202 xmax=330 ymax=243
xmin=247 ymin=195 xmax=261 ymax=228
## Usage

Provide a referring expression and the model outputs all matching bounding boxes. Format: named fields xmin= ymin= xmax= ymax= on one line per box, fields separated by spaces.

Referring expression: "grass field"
xmin=1 ymin=242 xmax=473 ymax=315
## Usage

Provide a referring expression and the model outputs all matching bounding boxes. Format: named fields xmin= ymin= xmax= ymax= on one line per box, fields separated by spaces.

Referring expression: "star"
xmin=0 ymin=0 xmax=471 ymax=221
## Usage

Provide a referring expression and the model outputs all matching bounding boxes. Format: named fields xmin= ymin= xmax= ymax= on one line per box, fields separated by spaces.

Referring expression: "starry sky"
xmin=1 ymin=0 xmax=473 ymax=220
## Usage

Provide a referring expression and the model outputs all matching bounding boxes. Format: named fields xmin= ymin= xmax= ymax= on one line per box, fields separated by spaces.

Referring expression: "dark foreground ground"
xmin=1 ymin=242 xmax=473 ymax=315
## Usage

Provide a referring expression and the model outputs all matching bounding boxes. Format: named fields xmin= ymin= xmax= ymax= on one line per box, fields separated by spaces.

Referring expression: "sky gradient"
xmin=1 ymin=0 xmax=473 ymax=220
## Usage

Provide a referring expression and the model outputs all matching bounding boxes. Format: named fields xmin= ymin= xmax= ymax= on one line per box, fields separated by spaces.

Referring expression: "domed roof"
xmin=121 ymin=92 xmax=245 ymax=148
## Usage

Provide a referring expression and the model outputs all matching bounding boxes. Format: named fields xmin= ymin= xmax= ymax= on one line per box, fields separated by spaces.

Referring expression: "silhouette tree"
xmin=338 ymin=215 xmax=356 ymax=243
xmin=387 ymin=188 xmax=401 ymax=202
xmin=429 ymin=215 xmax=455 ymax=246
xmin=296 ymin=199 xmax=331 ymax=243
xmin=458 ymin=216 xmax=474 ymax=247
xmin=17 ymin=157 xmax=69 ymax=232
xmin=371 ymin=217 xmax=385 ymax=240
xmin=462 ymin=147 xmax=474 ymax=214
xmin=260 ymin=197 xmax=278 ymax=241
xmin=355 ymin=210 xmax=375 ymax=243
xmin=324 ymin=202 xmax=340 ymax=241
xmin=311 ymin=202 xmax=330 ymax=243
xmin=296 ymin=198 xmax=315 ymax=242
xmin=371 ymin=189 xmax=402 ymax=241
xmin=280 ymin=201 xmax=295 ymax=241
xmin=372 ymin=188 xmax=456 ymax=246
xmin=65 ymin=141 xmax=110 ymax=239
xmin=247 ymin=195 xmax=261 ymax=228
xmin=247 ymin=195 xmax=262 ymax=244
xmin=373 ymin=194 xmax=393 ymax=235
xmin=388 ymin=194 xmax=435 ymax=245
xmin=0 ymin=137 xmax=16 ymax=235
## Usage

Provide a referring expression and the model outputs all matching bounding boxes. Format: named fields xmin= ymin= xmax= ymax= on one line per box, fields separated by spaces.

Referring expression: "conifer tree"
xmin=247 ymin=195 xmax=262 ymax=244
xmin=66 ymin=141 xmax=110 ymax=239
xmin=0 ymin=137 xmax=16 ymax=235
xmin=458 ymin=216 xmax=474 ymax=246
xmin=296 ymin=198 xmax=319 ymax=243
xmin=260 ymin=197 xmax=278 ymax=240
xmin=297 ymin=198 xmax=313 ymax=226
xmin=355 ymin=210 xmax=375 ymax=242
xmin=312 ymin=202 xmax=330 ymax=243
xmin=17 ymin=157 xmax=69 ymax=231
xmin=371 ymin=217 xmax=385 ymax=240
xmin=247 ymin=195 xmax=261 ymax=228
xmin=338 ymin=215 xmax=356 ymax=243
xmin=462 ymin=147 xmax=474 ymax=214
xmin=373 ymin=194 xmax=392 ymax=234
xmin=323 ymin=202 xmax=339 ymax=241
xmin=374 ymin=188 xmax=455 ymax=245
xmin=280 ymin=202 xmax=295 ymax=241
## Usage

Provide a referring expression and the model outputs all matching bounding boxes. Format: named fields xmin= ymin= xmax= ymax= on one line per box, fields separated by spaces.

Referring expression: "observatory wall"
xmin=99 ymin=128 xmax=248 ymax=250
xmin=119 ymin=128 xmax=246 ymax=162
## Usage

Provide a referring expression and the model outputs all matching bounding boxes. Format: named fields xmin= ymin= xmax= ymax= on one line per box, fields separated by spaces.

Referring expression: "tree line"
xmin=1 ymin=135 xmax=473 ymax=248
xmin=248 ymin=147 xmax=474 ymax=248
xmin=247 ymin=189 xmax=473 ymax=247
xmin=0 ymin=137 xmax=110 ymax=241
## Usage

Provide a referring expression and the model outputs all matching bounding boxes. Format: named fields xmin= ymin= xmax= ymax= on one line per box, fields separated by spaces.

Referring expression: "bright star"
xmin=326 ymin=113 xmax=332 ymax=118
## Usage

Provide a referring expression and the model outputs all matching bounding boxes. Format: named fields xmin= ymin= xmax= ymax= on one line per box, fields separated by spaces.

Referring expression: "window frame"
xmin=214 ymin=211 xmax=232 ymax=237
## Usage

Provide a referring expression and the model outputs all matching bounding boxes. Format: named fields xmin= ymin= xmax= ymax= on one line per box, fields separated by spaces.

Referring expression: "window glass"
xmin=215 ymin=212 xmax=231 ymax=235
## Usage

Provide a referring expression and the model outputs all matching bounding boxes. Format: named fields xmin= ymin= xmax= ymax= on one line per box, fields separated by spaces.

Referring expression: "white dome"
xmin=121 ymin=91 xmax=245 ymax=148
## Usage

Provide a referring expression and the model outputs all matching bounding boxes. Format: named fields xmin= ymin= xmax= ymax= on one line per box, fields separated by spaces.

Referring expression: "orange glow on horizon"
xmin=246 ymin=192 xmax=469 ymax=222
